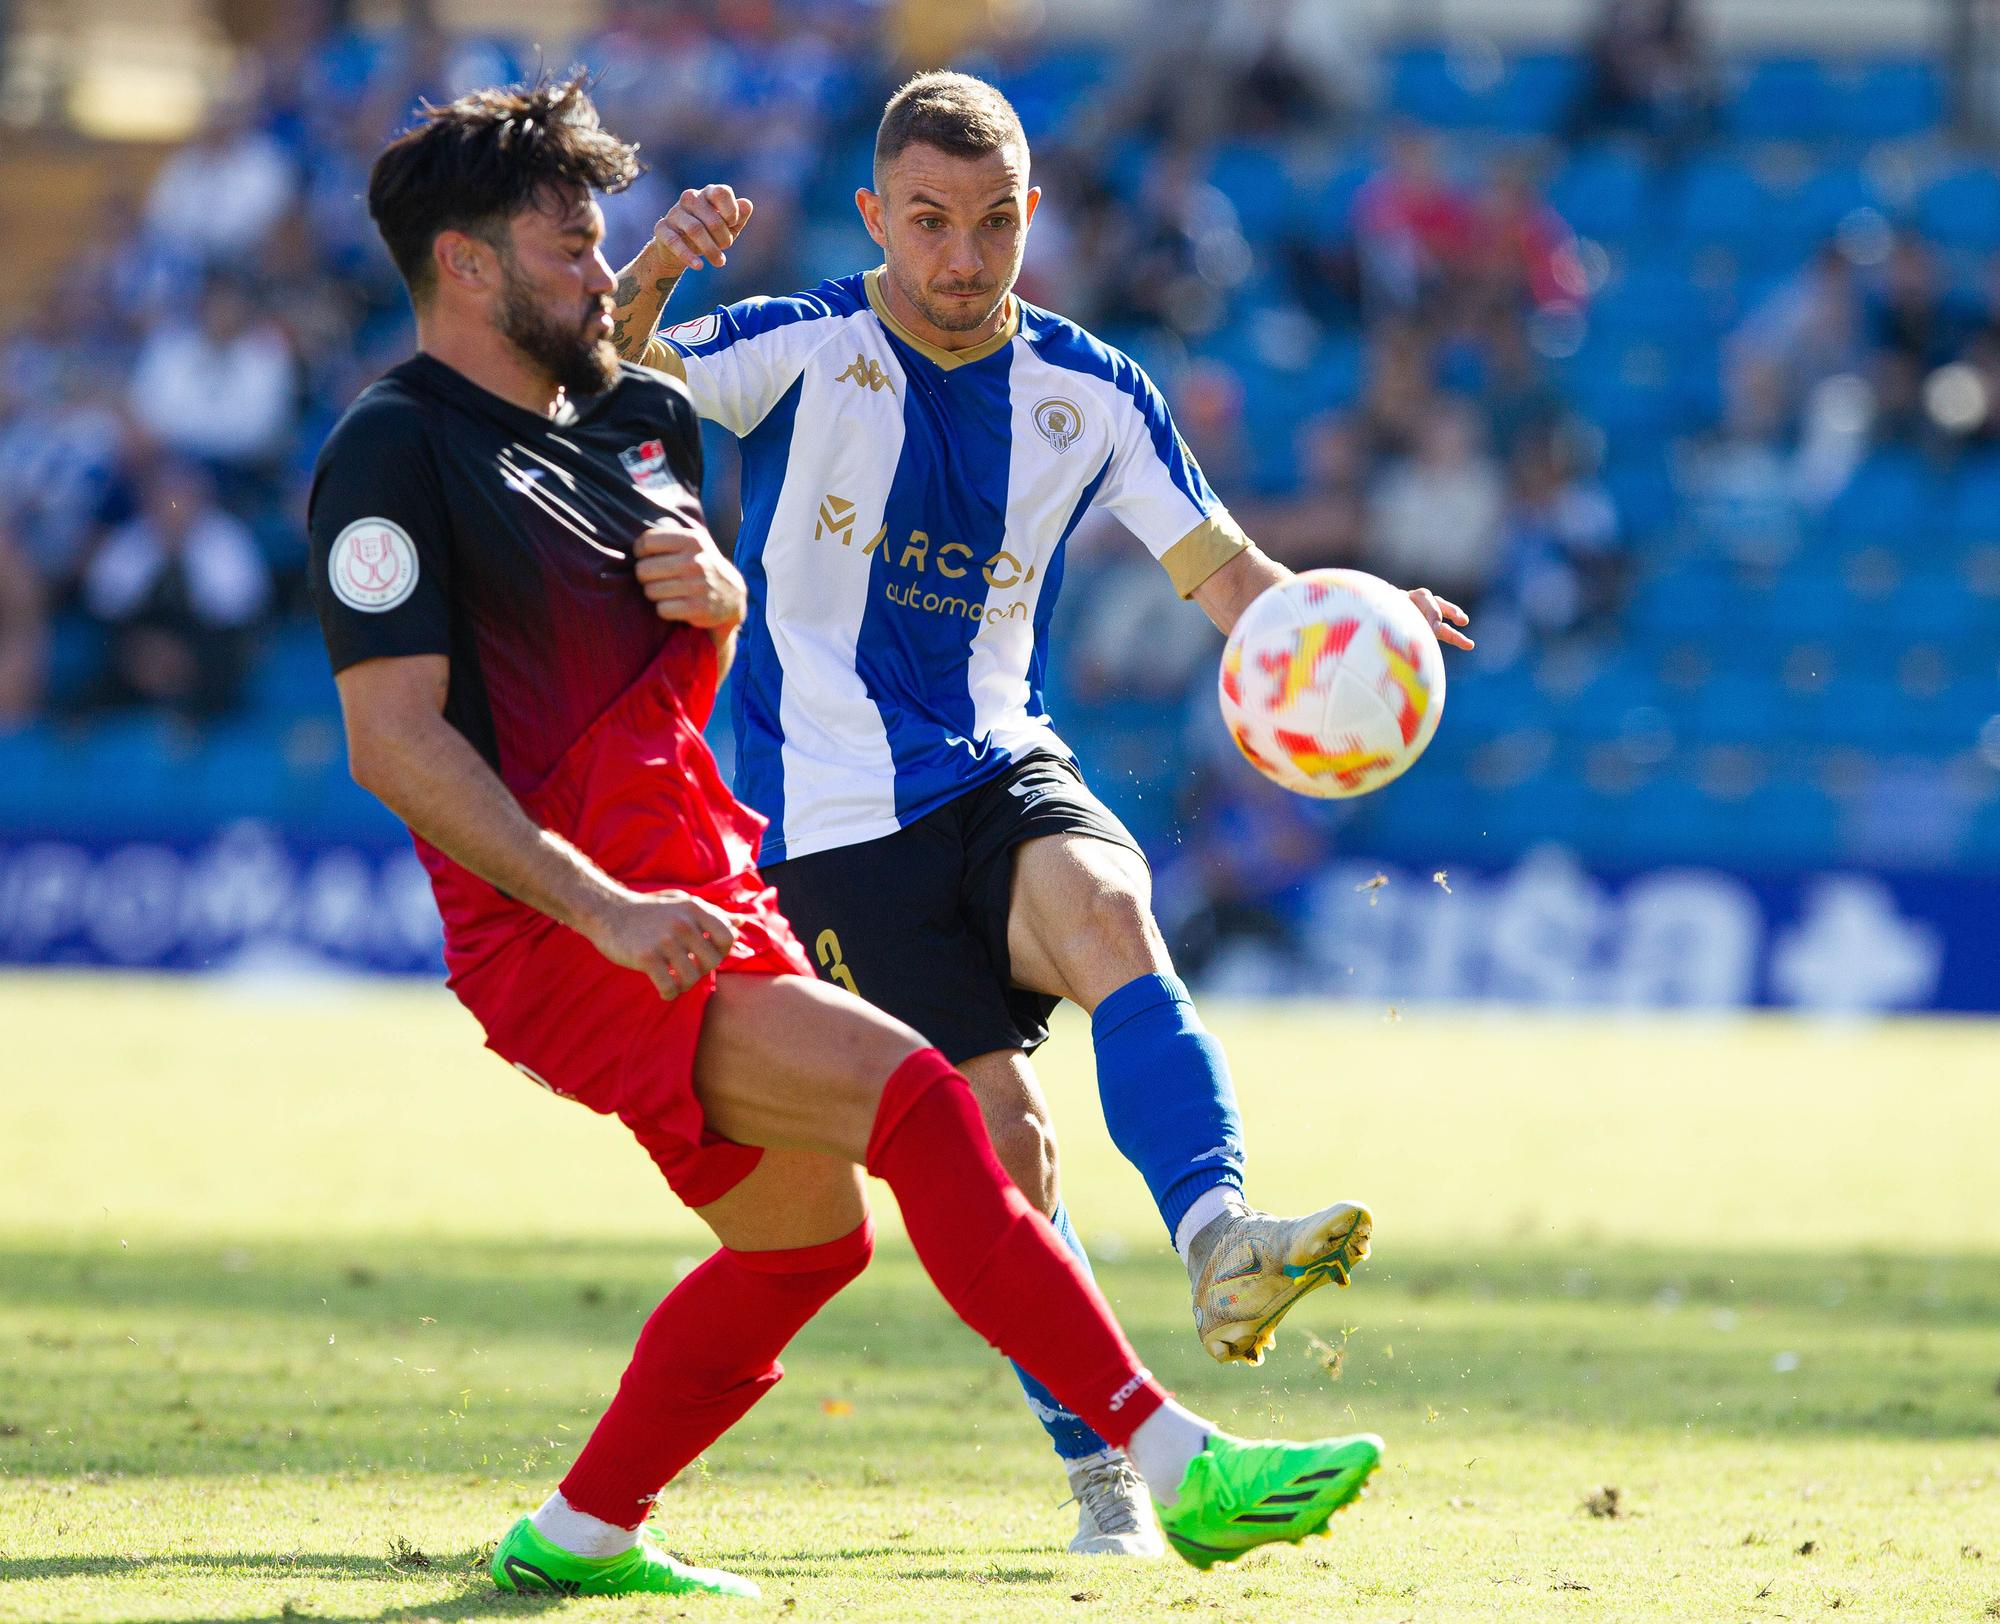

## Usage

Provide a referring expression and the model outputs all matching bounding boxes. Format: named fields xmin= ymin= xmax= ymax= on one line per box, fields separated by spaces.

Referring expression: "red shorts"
xmin=422 ymin=632 xmax=814 ymax=1208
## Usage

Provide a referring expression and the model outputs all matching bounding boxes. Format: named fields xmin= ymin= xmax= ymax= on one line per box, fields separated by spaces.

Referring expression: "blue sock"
xmin=1010 ymin=1200 xmax=1113 ymax=1462
xmin=1091 ymin=972 xmax=1246 ymax=1241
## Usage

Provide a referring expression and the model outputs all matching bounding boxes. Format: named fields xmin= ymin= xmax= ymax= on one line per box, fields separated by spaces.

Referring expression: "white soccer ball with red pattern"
xmin=1218 ymin=569 xmax=1446 ymax=799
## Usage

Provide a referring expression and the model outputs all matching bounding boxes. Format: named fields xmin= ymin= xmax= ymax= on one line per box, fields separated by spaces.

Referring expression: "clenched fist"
xmin=654 ymin=184 xmax=755 ymax=273
xmin=634 ymin=520 xmax=746 ymax=630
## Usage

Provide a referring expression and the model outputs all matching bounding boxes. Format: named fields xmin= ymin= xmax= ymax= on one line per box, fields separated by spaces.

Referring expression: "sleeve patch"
xmin=327 ymin=517 xmax=421 ymax=613
xmin=663 ymin=312 xmax=721 ymax=347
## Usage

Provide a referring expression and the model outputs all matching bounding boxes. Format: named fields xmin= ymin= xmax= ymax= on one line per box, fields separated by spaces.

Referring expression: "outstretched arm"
xmin=1191 ymin=544 xmax=1475 ymax=650
xmin=609 ymin=184 xmax=756 ymax=362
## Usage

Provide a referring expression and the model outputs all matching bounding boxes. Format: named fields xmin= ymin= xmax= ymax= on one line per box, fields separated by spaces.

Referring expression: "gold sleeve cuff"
xmin=639 ymin=337 xmax=687 ymax=379
xmin=1161 ymin=510 xmax=1251 ymax=598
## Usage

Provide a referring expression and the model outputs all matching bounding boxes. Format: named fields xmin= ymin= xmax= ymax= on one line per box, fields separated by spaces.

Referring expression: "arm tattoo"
xmin=607 ymin=251 xmax=679 ymax=361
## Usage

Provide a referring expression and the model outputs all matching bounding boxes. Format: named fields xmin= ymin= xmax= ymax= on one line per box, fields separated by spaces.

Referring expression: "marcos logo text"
xmin=813 ymin=494 xmax=1039 ymax=589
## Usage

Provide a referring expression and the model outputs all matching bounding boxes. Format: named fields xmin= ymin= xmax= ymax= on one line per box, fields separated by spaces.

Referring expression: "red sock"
xmin=866 ymin=1048 xmax=1167 ymax=1447
xmin=559 ymin=1220 xmax=873 ymax=1527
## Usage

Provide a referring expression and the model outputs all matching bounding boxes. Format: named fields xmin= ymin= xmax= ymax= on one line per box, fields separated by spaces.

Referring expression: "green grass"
xmin=2 ymin=976 xmax=1997 ymax=1622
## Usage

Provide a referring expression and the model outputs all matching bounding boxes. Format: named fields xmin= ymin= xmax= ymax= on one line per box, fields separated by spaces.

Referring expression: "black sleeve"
xmin=669 ymin=381 xmax=704 ymax=491
xmin=305 ymin=394 xmax=455 ymax=675
xmin=619 ymin=361 xmax=705 ymax=493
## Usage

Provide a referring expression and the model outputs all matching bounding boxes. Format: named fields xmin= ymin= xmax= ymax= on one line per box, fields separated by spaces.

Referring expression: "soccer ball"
xmin=1218 ymin=569 xmax=1447 ymax=799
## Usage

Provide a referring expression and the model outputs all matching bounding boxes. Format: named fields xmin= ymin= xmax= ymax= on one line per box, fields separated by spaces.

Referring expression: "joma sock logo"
xmin=1107 ymin=1369 xmax=1153 ymax=1411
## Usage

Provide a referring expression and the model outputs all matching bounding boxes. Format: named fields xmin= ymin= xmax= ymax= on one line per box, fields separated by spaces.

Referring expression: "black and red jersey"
xmin=306 ymin=353 xmax=709 ymax=793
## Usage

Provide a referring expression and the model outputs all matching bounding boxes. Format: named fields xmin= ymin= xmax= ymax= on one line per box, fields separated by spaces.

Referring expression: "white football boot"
xmin=1064 ymin=1450 xmax=1165 ymax=1557
xmin=1187 ymin=1200 xmax=1373 ymax=1365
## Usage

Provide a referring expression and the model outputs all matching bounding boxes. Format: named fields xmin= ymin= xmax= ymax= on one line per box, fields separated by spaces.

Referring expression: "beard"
xmin=897 ymin=265 xmax=1010 ymax=334
xmin=495 ymin=267 xmax=620 ymax=398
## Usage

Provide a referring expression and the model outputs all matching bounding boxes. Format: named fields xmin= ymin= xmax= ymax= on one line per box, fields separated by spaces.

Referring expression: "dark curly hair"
xmin=367 ymin=74 xmax=640 ymax=302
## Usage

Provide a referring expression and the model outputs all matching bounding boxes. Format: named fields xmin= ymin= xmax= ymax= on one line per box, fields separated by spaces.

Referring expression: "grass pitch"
xmin=2 ymin=976 xmax=1996 ymax=1622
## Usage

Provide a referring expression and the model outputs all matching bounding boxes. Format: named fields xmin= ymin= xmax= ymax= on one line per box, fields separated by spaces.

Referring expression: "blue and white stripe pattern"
xmin=648 ymin=268 xmax=1245 ymax=864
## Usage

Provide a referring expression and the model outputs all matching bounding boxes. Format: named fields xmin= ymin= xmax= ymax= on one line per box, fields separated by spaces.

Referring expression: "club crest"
xmin=1032 ymin=397 xmax=1084 ymax=453
xmin=619 ymin=439 xmax=677 ymax=498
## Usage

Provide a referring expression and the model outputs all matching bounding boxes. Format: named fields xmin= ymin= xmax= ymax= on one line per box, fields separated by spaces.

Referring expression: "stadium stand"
xmin=1 ymin=0 xmax=1996 ymax=974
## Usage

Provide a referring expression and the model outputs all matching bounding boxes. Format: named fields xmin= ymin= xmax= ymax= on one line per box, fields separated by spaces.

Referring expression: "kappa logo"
xmin=327 ymin=517 xmax=419 ymax=614
xmin=1032 ymin=396 xmax=1084 ymax=453
xmin=834 ymin=353 xmax=895 ymax=394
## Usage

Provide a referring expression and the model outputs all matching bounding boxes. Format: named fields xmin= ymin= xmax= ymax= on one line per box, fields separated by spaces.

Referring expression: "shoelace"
xmin=1070 ymin=1457 xmax=1147 ymax=1536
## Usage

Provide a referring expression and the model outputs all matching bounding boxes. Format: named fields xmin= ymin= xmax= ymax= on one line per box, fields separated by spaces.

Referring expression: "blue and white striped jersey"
xmin=643 ymin=267 xmax=1247 ymax=864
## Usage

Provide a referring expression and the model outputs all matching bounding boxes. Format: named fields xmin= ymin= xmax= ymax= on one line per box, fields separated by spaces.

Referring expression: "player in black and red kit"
xmin=309 ymin=77 xmax=1383 ymax=1597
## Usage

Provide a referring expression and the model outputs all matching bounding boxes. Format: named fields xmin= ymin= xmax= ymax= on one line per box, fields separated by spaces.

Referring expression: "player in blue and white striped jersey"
xmin=609 ymin=71 xmax=1472 ymax=1557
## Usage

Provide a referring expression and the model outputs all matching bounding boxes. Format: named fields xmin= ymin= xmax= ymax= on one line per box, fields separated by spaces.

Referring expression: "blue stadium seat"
xmin=1944 ymin=454 xmax=2000 ymax=544
xmin=1782 ymin=161 xmax=1888 ymax=244
xmin=1811 ymin=676 xmax=1905 ymax=751
xmin=1730 ymin=57 xmax=1939 ymax=143
xmin=1546 ymin=657 xmax=1666 ymax=742
xmin=1836 ymin=60 xmax=1945 ymax=141
xmin=1824 ymin=447 xmax=1941 ymax=548
xmin=1491 ymin=51 xmax=1585 ymax=133
xmin=1601 ymin=452 xmax=1678 ymax=539
xmin=1204 ymin=143 xmax=1297 ymax=241
xmin=987 ymin=42 xmax=1111 ymax=139
xmin=1728 ymin=58 xmax=1841 ymax=141
xmin=1693 ymin=671 xmax=1783 ymax=744
xmin=1627 ymin=563 xmax=1726 ymax=639
xmin=1385 ymin=46 xmax=1479 ymax=127
xmin=1386 ymin=45 xmax=1581 ymax=133
xmin=1591 ymin=262 xmax=1710 ymax=342
xmin=1916 ymin=165 xmax=2000 ymax=253
xmin=1547 ymin=143 xmax=1654 ymax=243
xmin=1438 ymin=659 xmax=1541 ymax=736
xmin=1676 ymin=156 xmax=1782 ymax=249
xmin=1880 ymin=573 xmax=1980 ymax=642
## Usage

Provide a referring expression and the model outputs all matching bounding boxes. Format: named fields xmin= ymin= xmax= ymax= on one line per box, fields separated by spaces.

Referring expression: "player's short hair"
xmin=367 ymin=74 xmax=640 ymax=302
xmin=873 ymin=71 xmax=1027 ymax=187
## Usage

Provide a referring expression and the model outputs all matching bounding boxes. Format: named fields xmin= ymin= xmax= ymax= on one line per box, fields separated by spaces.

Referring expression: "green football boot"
xmin=490 ymin=1515 xmax=760 ymax=1598
xmin=1158 ymin=1431 xmax=1383 ymax=1571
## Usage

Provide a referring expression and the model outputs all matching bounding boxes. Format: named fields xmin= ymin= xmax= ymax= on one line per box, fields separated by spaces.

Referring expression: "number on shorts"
xmin=814 ymin=928 xmax=860 ymax=994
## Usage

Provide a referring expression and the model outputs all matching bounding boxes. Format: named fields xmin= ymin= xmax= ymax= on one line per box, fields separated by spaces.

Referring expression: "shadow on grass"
xmin=3 ymin=1234 xmax=1997 ymax=1483
xmin=1 ymin=1544 xmax=1069 ymax=1623
xmin=0 ymin=1547 xmax=564 ymax=1624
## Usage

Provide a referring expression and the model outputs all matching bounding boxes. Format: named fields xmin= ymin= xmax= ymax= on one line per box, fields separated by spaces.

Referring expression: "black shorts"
xmin=762 ymin=752 xmax=1144 ymax=1062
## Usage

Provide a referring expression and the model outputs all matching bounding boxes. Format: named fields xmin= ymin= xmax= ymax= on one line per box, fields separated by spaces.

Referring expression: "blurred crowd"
xmin=2 ymin=0 xmax=1995 ymax=956
xmin=0 ymin=0 xmax=1681 ymax=740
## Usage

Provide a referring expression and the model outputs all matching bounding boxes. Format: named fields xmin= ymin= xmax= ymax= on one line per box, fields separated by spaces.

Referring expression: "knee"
xmin=986 ymin=1103 xmax=1060 ymax=1215
xmin=729 ymin=1214 xmax=875 ymax=1294
xmin=1073 ymin=877 xmax=1168 ymax=982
